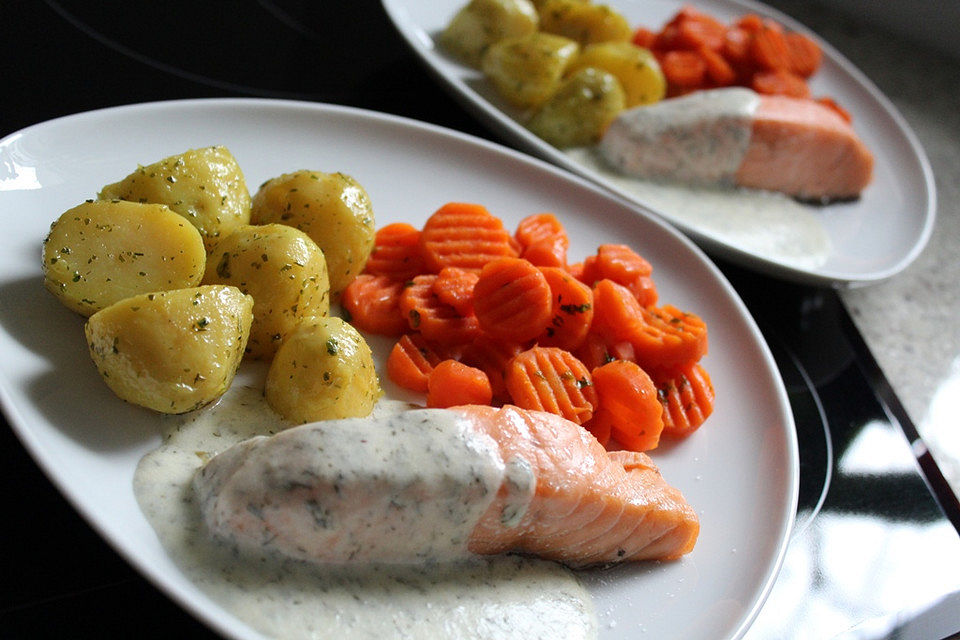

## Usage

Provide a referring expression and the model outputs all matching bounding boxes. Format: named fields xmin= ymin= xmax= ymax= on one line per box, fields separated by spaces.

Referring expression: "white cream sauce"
xmin=133 ymin=386 xmax=597 ymax=640
xmin=567 ymin=147 xmax=832 ymax=271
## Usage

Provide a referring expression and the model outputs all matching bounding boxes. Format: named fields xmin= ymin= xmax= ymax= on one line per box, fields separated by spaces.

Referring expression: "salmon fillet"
xmin=735 ymin=94 xmax=874 ymax=200
xmin=598 ymin=87 xmax=873 ymax=200
xmin=194 ymin=405 xmax=698 ymax=566
xmin=462 ymin=405 xmax=698 ymax=565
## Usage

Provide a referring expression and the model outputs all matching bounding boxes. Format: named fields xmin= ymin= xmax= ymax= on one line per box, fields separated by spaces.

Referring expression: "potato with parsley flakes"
xmin=537 ymin=0 xmax=632 ymax=46
xmin=251 ymin=170 xmax=374 ymax=299
xmin=43 ymin=199 xmax=206 ymax=316
xmin=265 ymin=316 xmax=381 ymax=424
xmin=440 ymin=0 xmax=539 ymax=68
xmin=98 ymin=146 xmax=251 ymax=249
xmin=527 ymin=66 xmax=626 ymax=147
xmin=566 ymin=41 xmax=666 ymax=107
xmin=203 ymin=224 xmax=330 ymax=360
xmin=481 ymin=32 xmax=579 ymax=109
xmin=84 ymin=285 xmax=253 ymax=414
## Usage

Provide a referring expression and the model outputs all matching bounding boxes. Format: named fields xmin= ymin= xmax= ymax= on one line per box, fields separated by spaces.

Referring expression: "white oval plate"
xmin=381 ymin=0 xmax=935 ymax=287
xmin=0 ymin=99 xmax=797 ymax=640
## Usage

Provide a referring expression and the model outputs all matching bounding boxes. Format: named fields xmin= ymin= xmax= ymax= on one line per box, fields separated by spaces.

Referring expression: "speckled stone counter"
xmin=767 ymin=0 xmax=960 ymax=495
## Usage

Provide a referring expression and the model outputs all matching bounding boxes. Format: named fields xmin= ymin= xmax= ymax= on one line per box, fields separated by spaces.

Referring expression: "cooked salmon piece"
xmin=598 ymin=87 xmax=873 ymax=200
xmin=465 ymin=405 xmax=699 ymax=566
xmin=193 ymin=404 xmax=698 ymax=567
xmin=734 ymin=94 xmax=874 ymax=200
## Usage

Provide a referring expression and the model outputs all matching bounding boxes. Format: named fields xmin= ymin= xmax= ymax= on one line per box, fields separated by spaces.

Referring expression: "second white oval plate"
xmin=0 ymin=99 xmax=797 ymax=639
xmin=382 ymin=0 xmax=936 ymax=287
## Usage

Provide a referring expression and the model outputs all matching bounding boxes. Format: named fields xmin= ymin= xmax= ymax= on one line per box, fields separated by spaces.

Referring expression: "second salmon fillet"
xmin=598 ymin=87 xmax=874 ymax=201
xmin=194 ymin=404 xmax=699 ymax=567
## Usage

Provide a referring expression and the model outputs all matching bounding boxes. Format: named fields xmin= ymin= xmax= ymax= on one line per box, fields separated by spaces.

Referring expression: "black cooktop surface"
xmin=2 ymin=2 xmax=958 ymax=638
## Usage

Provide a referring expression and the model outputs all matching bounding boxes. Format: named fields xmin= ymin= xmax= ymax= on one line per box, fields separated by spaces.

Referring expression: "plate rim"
xmin=0 ymin=96 xmax=800 ymax=640
xmin=379 ymin=0 xmax=937 ymax=288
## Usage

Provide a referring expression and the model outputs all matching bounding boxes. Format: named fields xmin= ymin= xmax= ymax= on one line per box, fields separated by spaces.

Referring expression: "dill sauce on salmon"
xmin=133 ymin=387 xmax=596 ymax=640
xmin=566 ymin=87 xmax=832 ymax=271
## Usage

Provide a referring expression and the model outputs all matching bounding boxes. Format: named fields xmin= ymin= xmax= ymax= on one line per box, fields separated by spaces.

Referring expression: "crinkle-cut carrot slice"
xmin=784 ymin=32 xmax=822 ymax=78
xmin=433 ymin=267 xmax=479 ymax=317
xmin=473 ymin=258 xmax=553 ymax=343
xmin=505 ymin=346 xmax=597 ymax=425
xmin=590 ymin=360 xmax=663 ymax=452
xmin=399 ymin=274 xmax=481 ymax=345
xmin=386 ymin=333 xmax=444 ymax=393
xmin=460 ymin=333 xmax=524 ymax=404
xmin=631 ymin=304 xmax=708 ymax=372
xmin=674 ymin=12 xmax=727 ymax=51
xmin=578 ymin=245 xmax=658 ymax=306
xmin=521 ymin=236 xmax=568 ymax=268
xmin=515 ymin=213 xmax=567 ymax=247
xmin=341 ymin=274 xmax=408 ymax=336
xmin=722 ymin=27 xmax=753 ymax=69
xmin=363 ymin=222 xmax=424 ymax=281
xmin=575 ymin=331 xmax=636 ymax=371
xmin=699 ymin=45 xmax=736 ymax=86
xmin=418 ymin=202 xmax=517 ymax=273
xmin=653 ymin=363 xmax=715 ymax=438
xmin=750 ymin=26 xmax=791 ymax=71
xmin=537 ymin=267 xmax=594 ymax=352
xmin=426 ymin=359 xmax=493 ymax=408
xmin=661 ymin=49 xmax=707 ymax=91
xmin=590 ymin=278 xmax=647 ymax=344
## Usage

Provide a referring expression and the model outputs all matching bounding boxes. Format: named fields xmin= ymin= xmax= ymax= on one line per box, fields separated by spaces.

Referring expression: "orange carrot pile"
xmin=634 ymin=5 xmax=850 ymax=121
xmin=343 ymin=202 xmax=715 ymax=452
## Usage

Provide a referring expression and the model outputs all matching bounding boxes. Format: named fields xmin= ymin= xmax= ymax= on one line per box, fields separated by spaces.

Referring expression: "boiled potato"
xmin=527 ymin=67 xmax=626 ymax=147
xmin=567 ymin=41 xmax=666 ymax=107
xmin=265 ymin=316 xmax=381 ymax=424
xmin=85 ymin=285 xmax=253 ymax=414
xmin=98 ymin=146 xmax=251 ymax=249
xmin=251 ymin=171 xmax=374 ymax=298
xmin=538 ymin=0 xmax=632 ymax=45
xmin=481 ymin=33 xmax=580 ymax=109
xmin=42 ymin=199 xmax=206 ymax=316
xmin=440 ymin=0 xmax=539 ymax=68
xmin=204 ymin=224 xmax=330 ymax=360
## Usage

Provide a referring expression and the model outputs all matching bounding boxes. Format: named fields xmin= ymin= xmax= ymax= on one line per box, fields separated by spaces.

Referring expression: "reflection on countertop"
xmin=764 ymin=0 xmax=960 ymax=504
xmin=725 ymin=268 xmax=960 ymax=640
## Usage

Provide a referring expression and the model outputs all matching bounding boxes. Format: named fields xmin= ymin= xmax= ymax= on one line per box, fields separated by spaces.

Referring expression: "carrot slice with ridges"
xmin=363 ymin=222 xmax=424 ymax=280
xmin=427 ymin=359 xmax=493 ymax=408
xmin=785 ymin=32 xmax=822 ymax=78
xmin=589 ymin=360 xmax=663 ymax=452
xmin=505 ymin=346 xmax=597 ymax=425
xmin=473 ymin=258 xmax=553 ymax=343
xmin=750 ymin=26 xmax=791 ymax=71
xmin=590 ymin=279 xmax=646 ymax=344
xmin=654 ymin=363 xmax=715 ymax=437
xmin=631 ymin=305 xmax=708 ymax=372
xmin=699 ymin=46 xmax=737 ymax=86
xmin=515 ymin=213 xmax=569 ymax=268
xmin=661 ymin=49 xmax=707 ymax=91
xmin=433 ymin=267 xmax=479 ymax=317
xmin=341 ymin=274 xmax=408 ymax=336
xmin=387 ymin=333 xmax=444 ymax=393
xmin=399 ymin=274 xmax=481 ymax=345
xmin=419 ymin=202 xmax=517 ymax=273
xmin=537 ymin=267 xmax=594 ymax=352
